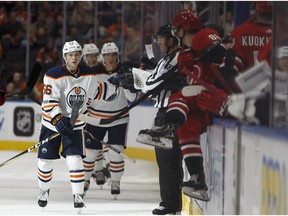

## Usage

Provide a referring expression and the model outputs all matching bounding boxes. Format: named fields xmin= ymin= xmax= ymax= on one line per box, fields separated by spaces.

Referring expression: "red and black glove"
xmin=0 ymin=89 xmax=6 ymax=106
xmin=196 ymin=87 xmax=229 ymax=116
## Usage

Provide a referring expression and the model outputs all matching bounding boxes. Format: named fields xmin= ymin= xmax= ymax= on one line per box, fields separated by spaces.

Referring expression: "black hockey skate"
xmin=38 ymin=189 xmax=49 ymax=208
xmin=74 ymin=194 xmax=86 ymax=214
xmin=95 ymin=170 xmax=106 ymax=186
xmin=152 ymin=205 xmax=181 ymax=215
xmin=136 ymin=123 xmax=177 ymax=150
xmin=111 ymin=181 xmax=120 ymax=200
xmin=181 ymin=174 xmax=209 ymax=202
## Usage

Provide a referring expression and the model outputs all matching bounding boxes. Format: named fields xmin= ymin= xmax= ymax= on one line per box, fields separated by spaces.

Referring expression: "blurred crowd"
xmin=0 ymin=1 xmax=156 ymax=91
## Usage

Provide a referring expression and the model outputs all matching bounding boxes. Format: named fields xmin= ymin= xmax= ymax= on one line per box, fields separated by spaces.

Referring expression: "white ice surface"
xmin=0 ymin=151 xmax=161 ymax=215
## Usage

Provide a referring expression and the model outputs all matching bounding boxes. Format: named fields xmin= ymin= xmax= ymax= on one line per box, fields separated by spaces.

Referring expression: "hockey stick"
xmin=5 ymin=62 xmax=42 ymax=100
xmin=0 ymin=133 xmax=61 ymax=168
xmin=194 ymin=34 xmax=231 ymax=62
xmin=84 ymin=130 xmax=136 ymax=164
xmin=182 ymin=67 xmax=227 ymax=99
xmin=0 ymin=100 xmax=81 ymax=168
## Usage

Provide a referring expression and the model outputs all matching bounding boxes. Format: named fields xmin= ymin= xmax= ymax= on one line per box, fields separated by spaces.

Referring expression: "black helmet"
xmin=157 ymin=24 xmax=174 ymax=38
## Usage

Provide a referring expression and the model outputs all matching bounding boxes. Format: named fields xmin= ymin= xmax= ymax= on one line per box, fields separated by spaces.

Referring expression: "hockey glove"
xmin=0 ymin=89 xmax=6 ymax=106
xmin=196 ymin=88 xmax=229 ymax=116
xmin=51 ymin=113 xmax=74 ymax=136
xmin=108 ymin=73 xmax=134 ymax=89
xmin=141 ymin=57 xmax=157 ymax=70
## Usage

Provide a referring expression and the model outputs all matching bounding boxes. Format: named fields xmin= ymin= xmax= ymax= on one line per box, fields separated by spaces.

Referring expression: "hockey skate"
xmin=181 ymin=174 xmax=209 ymax=202
xmin=136 ymin=123 xmax=177 ymax=150
xmin=111 ymin=181 xmax=120 ymax=200
xmin=94 ymin=170 xmax=106 ymax=189
xmin=152 ymin=205 xmax=181 ymax=215
xmin=74 ymin=194 xmax=86 ymax=214
xmin=83 ymin=180 xmax=90 ymax=196
xmin=38 ymin=189 xmax=49 ymax=208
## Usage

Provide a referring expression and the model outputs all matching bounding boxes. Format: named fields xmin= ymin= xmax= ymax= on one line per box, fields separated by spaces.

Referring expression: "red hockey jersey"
xmin=230 ymin=19 xmax=272 ymax=72
xmin=178 ymin=28 xmax=223 ymax=85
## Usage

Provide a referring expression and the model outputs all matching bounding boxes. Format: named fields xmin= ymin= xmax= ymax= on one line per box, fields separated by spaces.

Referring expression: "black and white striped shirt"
xmin=144 ymin=48 xmax=181 ymax=108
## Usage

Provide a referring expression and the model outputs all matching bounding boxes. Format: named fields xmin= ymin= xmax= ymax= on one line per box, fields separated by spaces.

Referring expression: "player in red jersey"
xmin=218 ymin=1 xmax=272 ymax=85
xmin=197 ymin=2 xmax=273 ymax=124
xmin=138 ymin=10 xmax=229 ymax=201
xmin=228 ymin=1 xmax=272 ymax=72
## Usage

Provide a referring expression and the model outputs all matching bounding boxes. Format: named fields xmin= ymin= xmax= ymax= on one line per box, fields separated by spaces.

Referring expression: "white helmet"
xmin=101 ymin=42 xmax=119 ymax=55
xmin=83 ymin=43 xmax=99 ymax=55
xmin=62 ymin=40 xmax=82 ymax=62
xmin=82 ymin=43 xmax=99 ymax=64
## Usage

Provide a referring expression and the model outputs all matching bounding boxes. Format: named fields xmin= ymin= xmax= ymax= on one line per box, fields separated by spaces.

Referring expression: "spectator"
xmin=106 ymin=13 xmax=128 ymax=48
xmin=123 ymin=27 xmax=141 ymax=62
xmin=36 ymin=37 xmax=60 ymax=71
xmin=50 ymin=14 xmax=64 ymax=49
xmin=71 ymin=2 xmax=94 ymax=27
xmin=143 ymin=18 xmax=155 ymax=44
xmin=30 ymin=14 xmax=48 ymax=38
xmin=0 ymin=5 xmax=8 ymax=25
xmin=67 ymin=25 xmax=86 ymax=45
xmin=2 ymin=11 xmax=22 ymax=38
xmin=11 ymin=2 xmax=27 ymax=27
xmin=6 ymin=70 xmax=26 ymax=95
xmin=219 ymin=10 xmax=234 ymax=34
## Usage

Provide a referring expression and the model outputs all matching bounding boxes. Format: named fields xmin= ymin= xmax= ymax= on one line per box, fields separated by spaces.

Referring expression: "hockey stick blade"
xmin=6 ymin=62 xmax=42 ymax=99
xmin=0 ymin=98 xmax=80 ymax=168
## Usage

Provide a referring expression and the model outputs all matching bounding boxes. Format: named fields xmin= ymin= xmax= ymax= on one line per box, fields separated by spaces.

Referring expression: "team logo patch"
xmin=67 ymin=86 xmax=86 ymax=108
xmin=41 ymin=148 xmax=47 ymax=154
xmin=13 ymin=107 xmax=34 ymax=136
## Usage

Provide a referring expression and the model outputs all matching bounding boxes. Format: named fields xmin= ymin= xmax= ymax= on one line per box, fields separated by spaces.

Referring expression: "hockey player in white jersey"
xmin=82 ymin=42 xmax=138 ymax=199
xmin=37 ymin=40 xmax=116 ymax=212
xmin=82 ymin=43 xmax=101 ymax=67
xmin=81 ymin=43 xmax=111 ymax=190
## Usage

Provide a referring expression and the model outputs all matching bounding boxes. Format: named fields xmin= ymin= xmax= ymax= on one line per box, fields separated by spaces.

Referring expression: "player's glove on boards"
xmin=51 ymin=113 xmax=74 ymax=136
xmin=196 ymin=88 xmax=229 ymax=116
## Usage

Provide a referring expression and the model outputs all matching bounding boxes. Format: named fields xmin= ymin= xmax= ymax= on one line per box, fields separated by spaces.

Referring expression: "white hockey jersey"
xmin=87 ymin=63 xmax=138 ymax=127
xmin=41 ymin=64 xmax=116 ymax=131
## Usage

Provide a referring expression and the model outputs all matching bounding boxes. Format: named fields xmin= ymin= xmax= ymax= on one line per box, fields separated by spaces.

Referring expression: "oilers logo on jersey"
xmin=67 ymin=86 xmax=86 ymax=108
